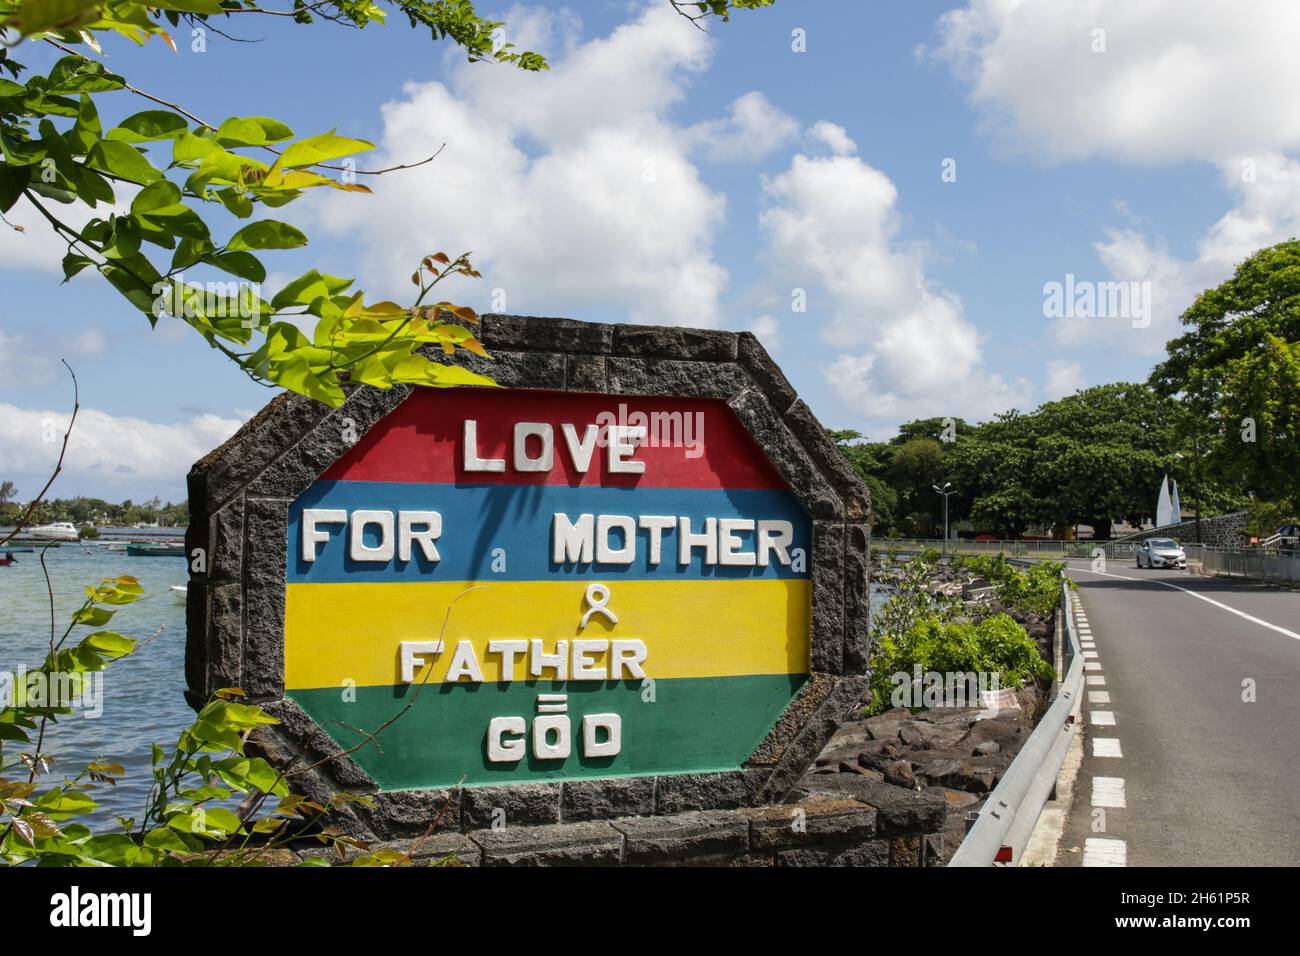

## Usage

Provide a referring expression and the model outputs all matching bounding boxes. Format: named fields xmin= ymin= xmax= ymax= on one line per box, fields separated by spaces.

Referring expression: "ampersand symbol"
xmin=579 ymin=583 xmax=618 ymax=630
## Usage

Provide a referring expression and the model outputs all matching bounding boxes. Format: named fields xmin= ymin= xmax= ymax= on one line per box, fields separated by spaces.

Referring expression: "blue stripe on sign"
xmin=287 ymin=480 xmax=811 ymax=583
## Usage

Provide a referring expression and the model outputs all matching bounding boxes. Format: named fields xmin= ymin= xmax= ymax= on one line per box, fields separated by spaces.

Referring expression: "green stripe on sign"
xmin=288 ymin=674 xmax=806 ymax=790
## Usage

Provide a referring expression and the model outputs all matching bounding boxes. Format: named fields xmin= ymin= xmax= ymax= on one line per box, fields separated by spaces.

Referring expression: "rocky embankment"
xmin=804 ymin=558 xmax=1057 ymax=864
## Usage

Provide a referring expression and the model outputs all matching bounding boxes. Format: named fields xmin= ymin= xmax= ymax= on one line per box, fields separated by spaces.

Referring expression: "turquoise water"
xmin=0 ymin=537 xmax=190 ymax=827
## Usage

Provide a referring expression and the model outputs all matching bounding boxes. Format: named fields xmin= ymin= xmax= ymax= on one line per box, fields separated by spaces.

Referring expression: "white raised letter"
xmin=582 ymin=713 xmax=622 ymax=758
xmin=350 ymin=510 xmax=394 ymax=562
xmin=463 ymin=419 xmax=506 ymax=472
xmin=488 ymin=640 xmax=528 ymax=681
xmin=530 ymin=639 xmax=569 ymax=680
xmin=553 ymin=513 xmax=594 ymax=563
xmin=302 ymin=508 xmax=347 ymax=562
xmin=513 ymin=422 xmax=554 ymax=472
xmin=398 ymin=511 xmax=441 ymax=562
xmin=571 ymin=639 xmax=609 ymax=680
xmin=608 ymin=425 xmax=647 ymax=474
xmin=610 ymin=639 xmax=648 ymax=680
xmin=444 ymin=640 xmax=484 ymax=682
xmin=638 ymin=515 xmax=675 ymax=565
xmin=561 ymin=423 xmax=600 ymax=472
xmin=678 ymin=516 xmax=718 ymax=565
xmin=399 ymin=641 xmax=444 ymax=683
xmin=488 ymin=716 xmax=526 ymax=762
xmin=757 ymin=520 xmax=794 ymax=566
xmin=596 ymin=515 xmax=636 ymax=564
xmin=718 ymin=518 xmax=757 ymax=566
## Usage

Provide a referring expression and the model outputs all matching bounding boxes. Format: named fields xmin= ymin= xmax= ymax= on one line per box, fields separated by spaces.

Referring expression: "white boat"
xmin=26 ymin=522 xmax=80 ymax=542
xmin=171 ymin=584 xmax=188 ymax=603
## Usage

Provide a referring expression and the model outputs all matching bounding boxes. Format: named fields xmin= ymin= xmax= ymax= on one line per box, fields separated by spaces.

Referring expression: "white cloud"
xmin=1054 ymin=153 xmax=1300 ymax=354
xmin=0 ymin=403 xmax=242 ymax=498
xmin=686 ymin=91 xmax=799 ymax=162
xmin=1044 ymin=359 xmax=1085 ymax=398
xmin=312 ymin=2 xmax=735 ymax=326
xmin=757 ymin=148 xmax=1033 ymax=427
xmin=807 ymin=121 xmax=858 ymax=158
xmin=932 ymin=3 xmax=1300 ymax=357
xmin=930 ymin=0 xmax=1300 ymax=164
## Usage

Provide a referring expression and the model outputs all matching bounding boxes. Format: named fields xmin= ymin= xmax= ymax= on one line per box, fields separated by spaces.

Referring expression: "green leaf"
xmin=131 ymin=179 xmax=183 ymax=215
xmin=14 ymin=0 xmax=102 ymax=36
xmin=274 ymin=130 xmax=374 ymax=171
xmin=207 ymin=250 xmax=266 ymax=282
xmin=271 ymin=269 xmax=351 ymax=310
xmin=45 ymin=56 xmax=125 ymax=94
xmin=61 ymin=252 xmax=94 ymax=282
xmin=173 ymin=131 xmax=220 ymax=166
xmin=215 ymin=187 xmax=253 ymax=219
xmin=80 ymin=631 xmax=135 ymax=659
xmin=0 ymin=164 xmax=26 ymax=213
xmin=152 ymin=0 xmax=227 ymax=15
xmin=227 ymin=220 xmax=307 ymax=252
xmin=86 ymin=140 xmax=162 ymax=185
xmin=108 ymin=111 xmax=188 ymax=143
xmin=71 ymin=606 xmax=114 ymax=627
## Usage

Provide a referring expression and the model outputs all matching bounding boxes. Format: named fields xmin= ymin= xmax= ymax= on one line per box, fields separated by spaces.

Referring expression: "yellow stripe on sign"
xmin=284 ymin=578 xmax=811 ymax=689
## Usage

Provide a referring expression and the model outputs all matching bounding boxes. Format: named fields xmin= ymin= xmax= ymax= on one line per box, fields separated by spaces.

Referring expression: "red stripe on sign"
xmin=320 ymin=388 xmax=791 ymax=490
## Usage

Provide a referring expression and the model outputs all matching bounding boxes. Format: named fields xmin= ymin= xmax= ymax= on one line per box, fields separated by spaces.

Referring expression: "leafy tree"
xmin=1151 ymin=240 xmax=1300 ymax=503
xmin=0 ymin=480 xmax=15 ymax=504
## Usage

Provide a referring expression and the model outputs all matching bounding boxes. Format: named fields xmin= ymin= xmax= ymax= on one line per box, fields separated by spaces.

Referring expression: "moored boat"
xmin=126 ymin=541 xmax=186 ymax=557
xmin=25 ymin=522 xmax=80 ymax=542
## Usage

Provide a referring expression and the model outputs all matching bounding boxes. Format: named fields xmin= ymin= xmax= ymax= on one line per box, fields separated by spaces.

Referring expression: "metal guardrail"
xmin=877 ymin=537 xmax=1213 ymax=563
xmin=1200 ymin=546 xmax=1300 ymax=583
xmin=949 ymin=580 xmax=1083 ymax=867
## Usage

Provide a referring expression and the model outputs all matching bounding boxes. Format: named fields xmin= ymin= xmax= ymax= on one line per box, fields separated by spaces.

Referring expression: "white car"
xmin=1136 ymin=538 xmax=1186 ymax=569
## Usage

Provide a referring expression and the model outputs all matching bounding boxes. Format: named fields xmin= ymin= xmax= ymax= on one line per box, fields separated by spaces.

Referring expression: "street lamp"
xmin=933 ymin=482 xmax=956 ymax=555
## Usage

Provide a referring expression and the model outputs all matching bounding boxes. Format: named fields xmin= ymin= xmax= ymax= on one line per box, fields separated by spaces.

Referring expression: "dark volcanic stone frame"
xmin=185 ymin=314 xmax=871 ymax=838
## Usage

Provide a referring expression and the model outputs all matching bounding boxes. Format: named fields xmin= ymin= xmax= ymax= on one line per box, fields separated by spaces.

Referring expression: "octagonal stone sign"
xmin=186 ymin=315 xmax=870 ymax=837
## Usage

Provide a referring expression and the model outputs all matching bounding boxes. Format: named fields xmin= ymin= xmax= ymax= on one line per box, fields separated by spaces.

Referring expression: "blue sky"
xmin=4 ymin=0 xmax=1298 ymax=502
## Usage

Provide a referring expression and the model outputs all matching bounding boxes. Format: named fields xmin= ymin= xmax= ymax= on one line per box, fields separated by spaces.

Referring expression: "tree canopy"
xmin=1151 ymin=240 xmax=1300 ymax=503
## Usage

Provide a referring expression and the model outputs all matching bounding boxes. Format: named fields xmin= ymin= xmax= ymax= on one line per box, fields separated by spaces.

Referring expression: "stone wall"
xmin=273 ymin=782 xmax=945 ymax=867
xmin=1114 ymin=511 xmax=1247 ymax=548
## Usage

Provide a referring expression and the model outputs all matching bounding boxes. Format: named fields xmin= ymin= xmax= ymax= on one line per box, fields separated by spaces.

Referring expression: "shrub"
xmin=866 ymin=612 xmax=1055 ymax=716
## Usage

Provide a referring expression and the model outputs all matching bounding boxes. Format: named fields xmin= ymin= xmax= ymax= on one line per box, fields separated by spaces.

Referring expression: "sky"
xmin=4 ymin=0 xmax=1300 ymax=503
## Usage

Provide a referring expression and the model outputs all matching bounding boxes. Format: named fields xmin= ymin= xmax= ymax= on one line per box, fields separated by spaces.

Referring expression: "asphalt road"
xmin=1056 ymin=560 xmax=1300 ymax=866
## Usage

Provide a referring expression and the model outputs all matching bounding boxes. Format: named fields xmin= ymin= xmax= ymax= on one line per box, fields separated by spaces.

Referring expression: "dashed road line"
xmin=1088 ymin=691 xmax=1111 ymax=704
xmin=1093 ymin=738 xmax=1123 ymax=758
xmin=1092 ymin=776 xmax=1127 ymax=808
xmin=1084 ymin=838 xmax=1128 ymax=866
xmin=1092 ymin=710 xmax=1116 ymax=726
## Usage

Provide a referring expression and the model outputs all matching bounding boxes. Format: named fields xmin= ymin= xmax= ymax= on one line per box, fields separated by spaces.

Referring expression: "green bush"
xmin=954 ymin=555 xmax=1067 ymax=616
xmin=866 ymin=612 xmax=1056 ymax=716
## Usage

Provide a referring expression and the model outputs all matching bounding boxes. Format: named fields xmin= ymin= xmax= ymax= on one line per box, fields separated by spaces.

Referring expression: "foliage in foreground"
xmin=1 ymin=577 xmax=439 ymax=866
xmin=866 ymin=612 xmax=1055 ymax=718
xmin=954 ymin=554 xmax=1070 ymax=617
xmin=864 ymin=554 xmax=1060 ymax=716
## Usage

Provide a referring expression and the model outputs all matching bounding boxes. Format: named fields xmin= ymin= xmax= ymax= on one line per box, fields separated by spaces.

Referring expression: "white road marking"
xmin=1092 ymin=776 xmax=1127 ymax=808
xmin=1084 ymin=837 xmax=1128 ymax=866
xmin=1071 ymin=565 xmax=1300 ymax=642
xmin=1089 ymin=691 xmax=1111 ymax=704
xmin=1083 ymin=650 xmax=1099 ymax=659
xmin=1091 ymin=710 xmax=1116 ymax=726
xmin=1086 ymin=675 xmax=1106 ymax=685
xmin=1085 ymin=661 xmax=1103 ymax=671
xmin=1093 ymin=737 xmax=1123 ymax=757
